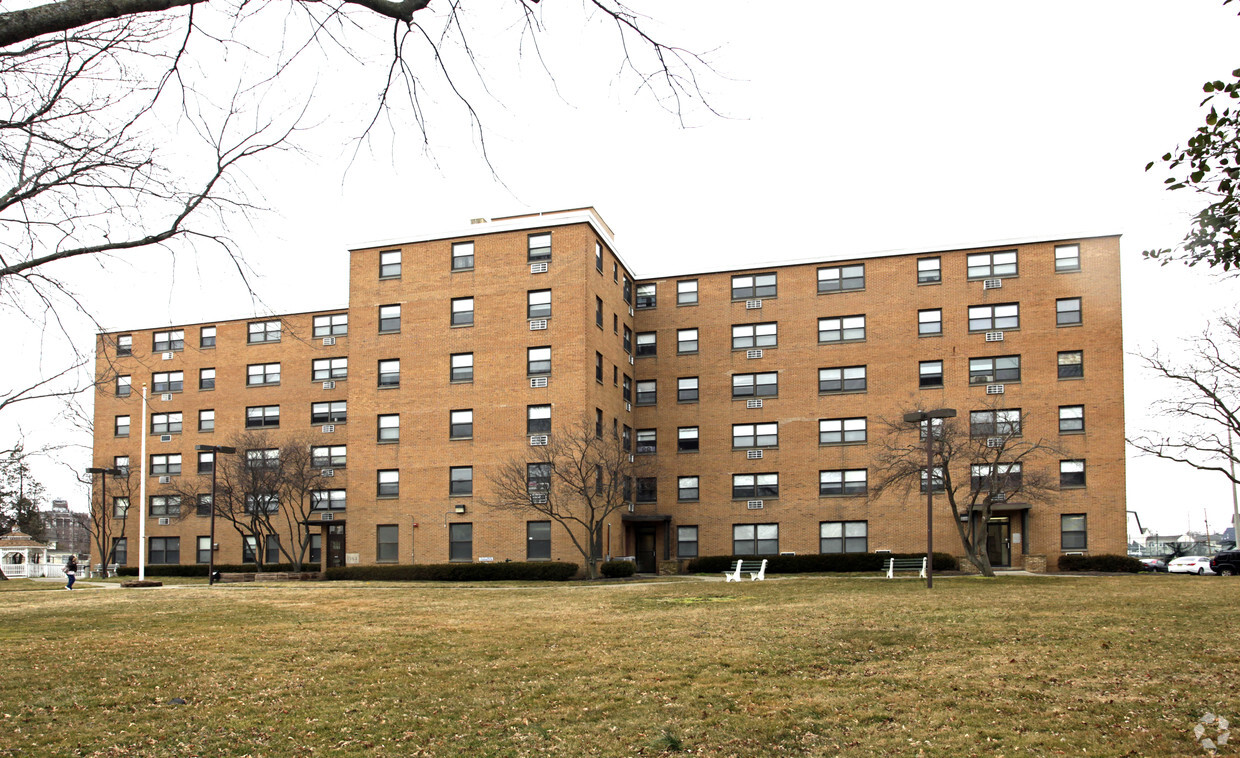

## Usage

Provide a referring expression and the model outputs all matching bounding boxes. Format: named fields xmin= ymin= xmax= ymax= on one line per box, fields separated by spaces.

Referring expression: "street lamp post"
xmin=195 ymin=444 xmax=236 ymax=586
xmin=903 ymin=408 xmax=957 ymax=589
xmin=86 ymin=466 xmax=122 ymax=576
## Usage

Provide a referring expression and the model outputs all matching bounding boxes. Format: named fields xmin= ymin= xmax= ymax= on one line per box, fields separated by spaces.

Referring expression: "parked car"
xmin=1167 ymin=556 xmax=1216 ymax=575
xmin=1138 ymin=558 xmax=1168 ymax=573
xmin=1209 ymin=550 xmax=1240 ymax=576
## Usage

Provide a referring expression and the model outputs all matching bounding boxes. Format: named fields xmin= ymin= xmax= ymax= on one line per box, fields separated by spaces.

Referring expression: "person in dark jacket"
xmin=65 ymin=555 xmax=77 ymax=590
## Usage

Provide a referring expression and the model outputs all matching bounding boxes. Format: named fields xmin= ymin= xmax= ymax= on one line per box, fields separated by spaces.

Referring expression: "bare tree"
xmin=1129 ymin=314 xmax=1240 ymax=485
xmin=79 ymin=464 xmax=135 ymax=578
xmin=484 ymin=416 xmax=648 ymax=579
xmin=869 ymin=407 xmax=1061 ymax=577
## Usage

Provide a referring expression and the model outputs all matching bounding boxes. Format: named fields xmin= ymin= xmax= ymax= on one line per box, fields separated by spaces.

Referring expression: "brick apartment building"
xmin=90 ymin=208 xmax=1125 ymax=573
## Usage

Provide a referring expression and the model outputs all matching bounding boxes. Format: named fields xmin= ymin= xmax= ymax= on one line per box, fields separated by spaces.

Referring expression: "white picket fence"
xmin=2 ymin=563 xmax=66 ymax=579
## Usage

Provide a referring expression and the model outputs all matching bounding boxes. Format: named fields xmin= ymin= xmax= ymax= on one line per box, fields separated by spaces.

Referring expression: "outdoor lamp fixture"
xmin=903 ymin=408 xmax=957 ymax=589
xmin=86 ymin=467 xmax=122 ymax=567
xmin=195 ymin=444 xmax=236 ymax=586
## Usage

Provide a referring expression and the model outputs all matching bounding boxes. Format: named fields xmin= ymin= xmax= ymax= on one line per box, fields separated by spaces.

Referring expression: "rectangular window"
xmin=376 ymin=525 xmax=399 ymax=562
xmin=153 ymin=329 xmax=184 ymax=352
xmin=732 ymin=273 xmax=776 ymax=299
xmin=117 ymin=335 xmax=132 ymax=356
xmin=198 ymin=409 xmax=214 ymax=432
xmin=971 ymin=463 xmax=1022 ymax=492
xmin=594 ymin=296 xmax=603 ymax=329
xmin=150 ymin=454 xmax=181 ymax=476
xmin=732 ymin=372 xmax=778 ymax=398
xmin=312 ymin=357 xmax=347 ymax=381
xmin=242 ymin=536 xmax=256 ymax=563
xmin=379 ymin=249 xmax=401 ymax=278
xmin=152 ymin=371 xmax=184 ymax=393
xmin=969 ymin=355 xmax=1021 ymax=384
xmin=1056 ymin=297 xmax=1082 ymax=326
xmin=528 ymin=233 xmax=551 ymax=262
xmin=595 ymin=408 xmax=603 ymax=438
xmin=247 ymin=321 xmax=281 ymax=344
xmin=733 ymin=422 xmax=778 ymax=449
xmin=310 ymin=446 xmax=346 ymax=468
xmin=379 ymin=304 xmax=400 ymax=333
xmin=820 ymin=469 xmax=868 ymax=496
xmin=918 ymin=309 xmax=942 ymax=336
xmin=1055 ymin=244 xmax=1081 ymax=272
xmin=969 ymin=409 xmax=1021 ymax=437
xmin=264 ymin=535 xmax=280 ymax=564
xmin=527 ymin=462 xmax=552 ymax=494
xmin=636 ymin=428 xmax=656 ymax=455
xmin=450 ymin=466 xmax=473 ymax=496
xmin=451 ymin=353 xmax=474 ymax=383
xmin=622 ymin=425 xmax=632 ymax=452
xmin=732 ymin=473 xmax=778 ymax=499
xmin=452 ymin=241 xmax=475 ymax=271
xmin=313 ymin=313 xmax=348 ymax=337
xmin=623 ymin=326 xmax=633 ymax=354
xmin=677 ymin=328 xmax=699 ymax=354
xmin=821 ymin=521 xmax=868 ymax=553
xmin=245 ymin=449 xmax=278 ymax=469
xmin=678 ymin=426 xmax=699 ymax=452
xmin=148 ymin=494 xmax=181 ymax=517
xmin=920 ymin=466 xmax=945 ymax=493
xmin=311 ymin=489 xmax=347 ymax=511
xmin=1061 ymin=514 xmax=1087 ymax=549
xmin=377 ymin=470 xmax=399 ymax=498
xmin=635 ymin=331 xmax=656 ymax=356
xmin=677 ymin=377 xmax=699 ymax=403
xmin=526 ymin=405 xmax=550 ymax=435
xmin=636 ymin=380 xmax=657 ymax=406
xmin=528 ymin=289 xmax=551 ymax=319
xmin=677 ymin=279 xmax=698 ymax=305
xmin=149 ymin=536 xmax=180 ymax=564
xmin=111 ymin=537 xmax=128 ymax=565
xmin=596 ymin=352 xmax=604 ymax=382
xmin=113 ymin=456 xmax=130 ymax=477
xmin=151 ymin=412 xmax=183 ymax=435
xmin=967 ymin=250 xmax=1018 ymax=278
xmin=819 ymin=417 xmax=866 ymax=445
xmin=308 ymin=534 xmax=321 ymax=565
xmin=819 ymin=366 xmax=867 ymax=394
xmin=116 ymin=375 xmax=132 ymax=397
xmin=527 ymin=346 xmax=551 ymax=376
xmin=115 ymin=415 xmax=130 ymax=437
xmin=246 ymin=363 xmax=280 ymax=386
xmin=1059 ymin=405 xmax=1085 ymax=433
xmin=623 ymin=374 xmax=632 ymax=402
xmin=200 ymin=326 xmax=216 ymax=348
xmin=1058 ymin=350 xmax=1083 ymax=379
xmin=919 ymin=360 xmax=944 ymax=389
xmin=677 ymin=476 xmax=699 ymax=502
xmin=378 ymin=359 xmax=399 ymax=388
xmin=527 ymin=521 xmax=551 ymax=561
xmin=636 ymin=283 xmax=656 ymax=309
xmin=198 ymin=368 xmax=215 ymax=391
xmin=196 ymin=494 xmax=212 ymax=517
xmin=732 ymin=322 xmax=777 ymax=350
xmin=636 ymin=477 xmax=657 ymax=503
xmin=623 ymin=275 xmax=633 ymax=305
xmin=595 ymin=241 xmax=604 ymax=272
xmin=311 ymin=401 xmax=346 ymax=424
xmin=818 ymin=315 xmax=866 ymax=343
xmin=917 ymin=257 xmax=941 ymax=284
xmin=245 ymin=405 xmax=280 ymax=429
xmin=1060 ymin=460 xmax=1086 ymax=488
xmin=451 ymin=297 xmax=475 ymax=327
xmin=818 ymin=264 xmax=864 ymax=293
xmin=968 ymin=303 xmax=1019 ymax=331
xmin=449 ymin=523 xmax=473 ymax=562
xmin=378 ymin=414 xmax=399 ymax=442
xmin=733 ymin=523 xmax=779 ymax=556
xmin=451 ymin=409 xmax=474 ymax=439
xmin=197 ymin=536 xmax=212 ymax=563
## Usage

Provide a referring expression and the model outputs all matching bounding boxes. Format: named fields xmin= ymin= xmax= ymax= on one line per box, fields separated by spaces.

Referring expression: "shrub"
xmin=116 ymin=563 xmax=304 ymax=577
xmin=1058 ymin=554 xmax=1144 ymax=573
xmin=685 ymin=552 xmax=958 ymax=575
xmin=599 ymin=560 xmax=636 ymax=578
xmin=325 ymin=561 xmax=578 ymax=582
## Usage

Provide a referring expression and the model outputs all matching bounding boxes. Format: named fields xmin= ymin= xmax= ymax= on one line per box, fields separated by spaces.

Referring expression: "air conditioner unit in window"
xmin=321 ymin=513 xmax=334 ymax=521
xmin=779 ymin=551 xmax=796 ymax=556
xmin=986 ymin=437 xmax=1004 ymax=448
xmin=983 ymin=278 xmax=1002 ymax=289
xmin=627 ymin=502 xmax=635 ymax=512
xmin=162 ymin=352 xmax=174 ymax=360
xmin=322 ymin=381 xmax=335 ymax=390
xmin=747 ymin=349 xmax=764 ymax=359
xmin=993 ymin=492 xmax=1007 ymax=502
xmin=628 ymin=455 xmax=634 ymax=463
xmin=986 ymin=384 xmax=1005 ymax=394
xmin=160 ymin=393 xmax=172 ymax=402
xmin=158 ymin=517 xmax=170 ymax=526
xmin=322 ymin=336 xmax=336 ymax=346
xmin=529 ymin=319 xmax=547 ymax=331
xmin=746 ymin=500 xmax=764 ymax=510
xmin=158 ymin=475 xmax=170 ymax=484
xmin=321 ymin=424 xmax=335 ymax=433
xmin=531 ymin=493 xmax=548 ymax=504
xmin=628 ymin=307 xmax=634 ymax=317
xmin=985 ymin=331 xmax=1004 ymax=342
xmin=1063 ymin=551 xmax=1083 ymax=556
xmin=530 ymin=262 xmax=548 ymax=274
xmin=529 ymin=435 xmax=548 ymax=446
xmin=530 ymin=377 xmax=548 ymax=388
xmin=747 ymin=449 xmax=764 ymax=459
xmin=321 ymin=469 xmax=335 ymax=477
xmin=747 ymin=399 xmax=763 ymax=409
xmin=625 ymin=402 xmax=632 ymax=412
xmin=746 ymin=299 xmax=762 ymax=309
xmin=628 ymin=355 xmax=634 ymax=365
xmin=159 ymin=434 xmax=172 ymax=443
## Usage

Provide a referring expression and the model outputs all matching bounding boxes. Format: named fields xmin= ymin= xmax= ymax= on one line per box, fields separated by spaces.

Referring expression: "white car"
xmin=1168 ymin=556 xmax=1216 ymax=575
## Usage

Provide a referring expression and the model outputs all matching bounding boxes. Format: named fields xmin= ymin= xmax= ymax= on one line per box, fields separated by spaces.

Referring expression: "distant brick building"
xmin=91 ymin=208 xmax=1125 ymax=572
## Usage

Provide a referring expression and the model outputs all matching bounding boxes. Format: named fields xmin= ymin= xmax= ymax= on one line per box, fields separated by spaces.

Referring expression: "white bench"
xmin=885 ymin=557 xmax=926 ymax=578
xmin=724 ymin=559 xmax=768 ymax=582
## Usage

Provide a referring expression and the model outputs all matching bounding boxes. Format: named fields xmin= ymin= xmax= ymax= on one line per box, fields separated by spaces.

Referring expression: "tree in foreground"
xmin=869 ymin=407 xmax=1060 ymax=577
xmin=80 ymin=464 xmax=136 ymax=579
xmin=484 ymin=417 xmax=648 ymax=579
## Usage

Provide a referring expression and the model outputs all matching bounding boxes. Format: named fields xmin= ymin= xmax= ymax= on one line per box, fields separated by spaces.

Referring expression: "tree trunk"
xmin=965 ymin=545 xmax=996 ymax=578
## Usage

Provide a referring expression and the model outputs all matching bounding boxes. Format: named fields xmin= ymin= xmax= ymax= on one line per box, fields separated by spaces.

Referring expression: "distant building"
xmin=40 ymin=499 xmax=90 ymax=557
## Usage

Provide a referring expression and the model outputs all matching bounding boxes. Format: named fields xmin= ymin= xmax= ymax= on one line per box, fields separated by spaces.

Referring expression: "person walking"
xmin=65 ymin=555 xmax=77 ymax=591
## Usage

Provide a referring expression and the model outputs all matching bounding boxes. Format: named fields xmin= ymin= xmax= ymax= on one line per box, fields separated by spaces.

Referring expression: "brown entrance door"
xmin=636 ymin=527 xmax=657 ymax=573
xmin=986 ymin=518 xmax=1010 ymax=567
xmin=326 ymin=524 xmax=346 ymax=568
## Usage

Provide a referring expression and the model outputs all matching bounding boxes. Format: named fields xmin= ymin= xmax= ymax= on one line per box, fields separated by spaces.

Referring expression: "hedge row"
xmin=1057 ymin=554 xmax=1145 ymax=573
xmin=325 ymin=561 xmax=579 ymax=582
xmin=117 ymin=563 xmax=305 ymax=577
xmin=599 ymin=560 xmax=637 ymax=578
xmin=685 ymin=552 xmax=959 ymax=574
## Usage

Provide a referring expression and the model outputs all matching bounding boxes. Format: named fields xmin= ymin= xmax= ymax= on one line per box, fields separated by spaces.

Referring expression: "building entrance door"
xmin=326 ymin=524 xmax=346 ymax=568
xmin=635 ymin=527 xmax=657 ymax=573
xmin=986 ymin=518 xmax=1011 ymax=567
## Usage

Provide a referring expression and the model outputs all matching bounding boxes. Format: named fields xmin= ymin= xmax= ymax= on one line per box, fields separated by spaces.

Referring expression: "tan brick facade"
xmin=91 ymin=209 xmax=1125 ymax=573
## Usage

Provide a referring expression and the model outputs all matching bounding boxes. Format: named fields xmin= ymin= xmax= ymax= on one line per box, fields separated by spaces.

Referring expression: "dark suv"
xmin=1209 ymin=551 xmax=1240 ymax=576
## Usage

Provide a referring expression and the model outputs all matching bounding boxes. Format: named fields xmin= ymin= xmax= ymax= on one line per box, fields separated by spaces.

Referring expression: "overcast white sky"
xmin=9 ymin=0 xmax=1240 ymax=538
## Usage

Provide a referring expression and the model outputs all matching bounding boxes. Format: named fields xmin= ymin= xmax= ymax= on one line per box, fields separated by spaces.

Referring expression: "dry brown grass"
xmin=1 ymin=574 xmax=1234 ymax=757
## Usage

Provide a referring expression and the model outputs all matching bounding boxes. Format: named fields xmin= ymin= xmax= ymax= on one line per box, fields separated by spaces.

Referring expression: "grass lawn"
xmin=1 ymin=574 xmax=1233 ymax=757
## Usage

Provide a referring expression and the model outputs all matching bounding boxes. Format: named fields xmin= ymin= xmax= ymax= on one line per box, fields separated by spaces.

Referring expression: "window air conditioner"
xmin=158 ymin=518 xmax=170 ymax=526
xmin=530 ymin=262 xmax=548 ymax=274
xmin=158 ymin=475 xmax=170 ymax=484
xmin=986 ymin=437 xmax=1004 ymax=448
xmin=321 ymin=424 xmax=335 ymax=433
xmin=746 ymin=299 xmax=762 ymax=309
xmin=746 ymin=500 xmax=764 ymax=510
xmin=747 ymin=399 xmax=763 ymax=409
xmin=322 ymin=381 xmax=335 ymax=390
xmin=322 ymin=337 xmax=336 ymax=346
xmin=159 ymin=435 xmax=172 ymax=443
xmin=625 ymin=402 xmax=631 ymax=412
xmin=321 ymin=469 xmax=335 ymax=477
xmin=746 ymin=349 xmax=763 ymax=359
xmin=321 ymin=513 xmax=334 ymax=521
xmin=161 ymin=393 xmax=172 ymax=402
xmin=162 ymin=352 xmax=174 ymax=360
xmin=747 ymin=449 xmax=764 ymax=459
xmin=986 ymin=384 xmax=1005 ymax=394
xmin=529 ymin=320 xmax=548 ymax=331
xmin=985 ymin=331 xmax=1004 ymax=342
xmin=983 ymin=278 xmax=1002 ymax=289
xmin=530 ymin=377 xmax=548 ymax=388
xmin=529 ymin=435 xmax=548 ymax=446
